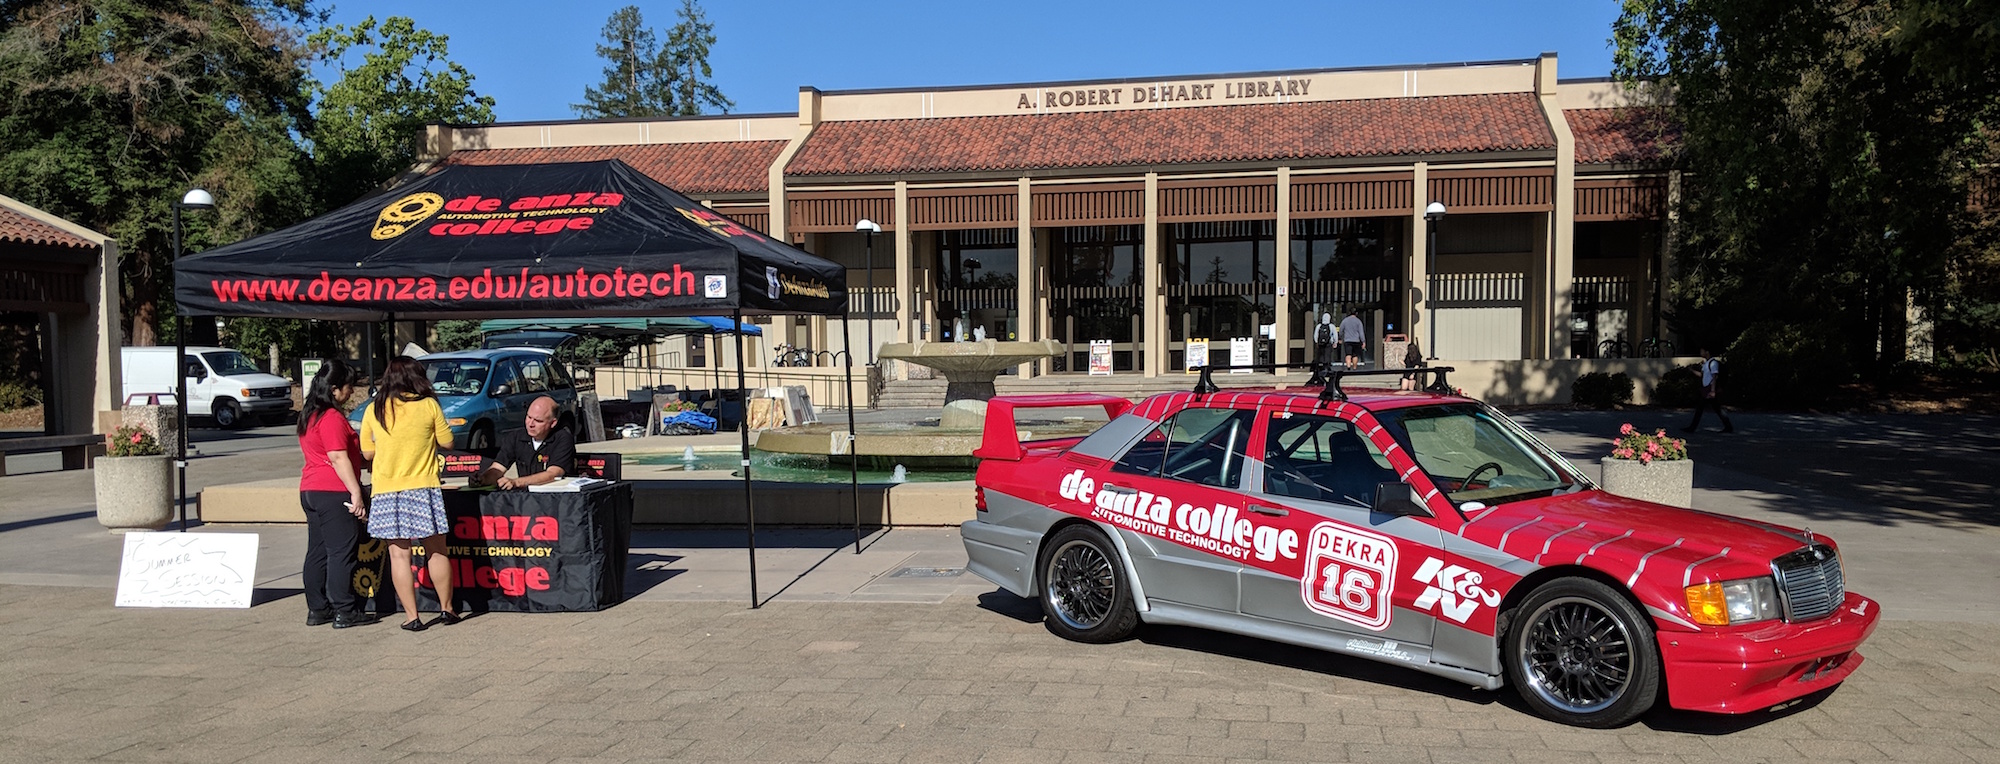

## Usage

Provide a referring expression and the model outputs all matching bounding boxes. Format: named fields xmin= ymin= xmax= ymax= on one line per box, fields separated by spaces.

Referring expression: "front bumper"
xmin=239 ymin=397 xmax=293 ymax=413
xmin=1658 ymin=592 xmax=1881 ymax=713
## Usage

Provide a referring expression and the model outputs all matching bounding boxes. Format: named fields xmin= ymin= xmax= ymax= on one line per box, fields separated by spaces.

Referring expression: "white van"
xmin=121 ymin=346 xmax=295 ymax=429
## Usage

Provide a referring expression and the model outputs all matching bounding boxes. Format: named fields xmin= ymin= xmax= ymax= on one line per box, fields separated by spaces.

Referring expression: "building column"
xmin=1017 ymin=177 xmax=1034 ymax=379
xmin=1409 ymin=162 xmax=1431 ymax=358
xmin=1537 ymin=51 xmax=1577 ymax=360
xmin=93 ymin=240 xmax=122 ymax=432
xmin=1142 ymin=172 xmax=1162 ymax=377
xmin=894 ymin=181 xmax=913 ymax=344
xmin=1274 ymin=168 xmax=1292 ymax=376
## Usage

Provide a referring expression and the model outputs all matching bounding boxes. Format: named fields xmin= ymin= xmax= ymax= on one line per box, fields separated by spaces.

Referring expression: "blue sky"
xmin=319 ymin=0 xmax=1626 ymax=122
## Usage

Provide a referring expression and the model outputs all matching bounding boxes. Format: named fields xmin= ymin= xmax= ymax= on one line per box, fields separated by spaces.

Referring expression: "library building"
xmin=421 ymin=52 xmax=1671 ymax=380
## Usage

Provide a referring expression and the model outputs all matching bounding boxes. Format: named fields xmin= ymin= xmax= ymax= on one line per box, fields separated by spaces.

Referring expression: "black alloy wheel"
xmin=1504 ymin=577 xmax=1661 ymax=727
xmin=1038 ymin=525 xmax=1139 ymax=643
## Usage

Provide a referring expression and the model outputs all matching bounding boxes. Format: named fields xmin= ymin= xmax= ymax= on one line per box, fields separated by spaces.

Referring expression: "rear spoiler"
xmin=973 ymin=393 xmax=1135 ymax=462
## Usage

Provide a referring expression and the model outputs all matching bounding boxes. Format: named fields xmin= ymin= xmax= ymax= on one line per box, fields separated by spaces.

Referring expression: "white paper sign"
xmin=115 ymin=532 xmax=259 ymax=609
xmin=1185 ymin=338 xmax=1209 ymax=374
xmin=1088 ymin=340 xmax=1113 ymax=376
xmin=1229 ymin=337 xmax=1255 ymax=373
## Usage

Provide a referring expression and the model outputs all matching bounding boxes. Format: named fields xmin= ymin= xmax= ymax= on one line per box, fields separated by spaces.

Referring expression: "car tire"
xmin=1504 ymin=577 xmax=1661 ymax=728
xmin=466 ymin=423 xmax=495 ymax=454
xmin=211 ymin=399 xmax=243 ymax=430
xmin=1037 ymin=524 xmax=1139 ymax=644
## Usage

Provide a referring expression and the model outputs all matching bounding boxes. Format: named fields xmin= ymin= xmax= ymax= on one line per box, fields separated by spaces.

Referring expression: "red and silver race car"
xmin=960 ymin=368 xmax=1878 ymax=727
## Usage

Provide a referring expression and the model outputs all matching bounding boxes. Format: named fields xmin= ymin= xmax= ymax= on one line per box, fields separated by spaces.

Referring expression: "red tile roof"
xmin=443 ymin=141 xmax=788 ymax=195
xmin=788 ymin=93 xmax=1556 ymax=176
xmin=1567 ymin=107 xmax=1677 ymax=165
xmin=0 ymin=206 xmax=95 ymax=249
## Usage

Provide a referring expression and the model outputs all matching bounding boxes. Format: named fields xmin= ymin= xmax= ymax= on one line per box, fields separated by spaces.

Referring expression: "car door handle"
xmin=1101 ymin=484 xmax=1137 ymax=496
xmin=1248 ymin=504 xmax=1289 ymax=517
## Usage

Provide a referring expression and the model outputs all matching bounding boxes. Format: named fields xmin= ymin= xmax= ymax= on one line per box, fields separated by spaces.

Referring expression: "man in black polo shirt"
xmin=474 ymin=396 xmax=575 ymax=489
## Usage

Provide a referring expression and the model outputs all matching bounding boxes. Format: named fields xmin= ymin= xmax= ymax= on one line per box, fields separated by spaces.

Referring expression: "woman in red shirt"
xmin=296 ymin=360 xmax=376 ymax=628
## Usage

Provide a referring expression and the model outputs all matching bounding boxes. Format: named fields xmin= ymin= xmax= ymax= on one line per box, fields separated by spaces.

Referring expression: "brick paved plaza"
xmin=1 ymin=410 xmax=1996 ymax=762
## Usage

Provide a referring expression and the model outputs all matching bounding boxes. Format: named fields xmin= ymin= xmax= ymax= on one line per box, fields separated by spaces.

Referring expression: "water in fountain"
xmin=890 ymin=464 xmax=908 ymax=483
xmin=682 ymin=446 xmax=698 ymax=471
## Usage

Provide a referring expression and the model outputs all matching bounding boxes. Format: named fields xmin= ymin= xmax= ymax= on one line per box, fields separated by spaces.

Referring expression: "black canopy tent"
xmin=174 ymin=159 xmax=859 ymax=606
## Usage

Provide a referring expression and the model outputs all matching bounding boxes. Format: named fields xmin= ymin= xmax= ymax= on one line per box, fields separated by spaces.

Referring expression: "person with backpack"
xmin=1312 ymin=313 xmax=1335 ymax=368
xmin=1683 ymin=347 xmax=1734 ymax=433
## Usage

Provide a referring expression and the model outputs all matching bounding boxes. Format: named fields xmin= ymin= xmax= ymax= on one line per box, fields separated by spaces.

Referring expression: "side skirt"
xmin=1141 ymin=601 xmax=1506 ymax=691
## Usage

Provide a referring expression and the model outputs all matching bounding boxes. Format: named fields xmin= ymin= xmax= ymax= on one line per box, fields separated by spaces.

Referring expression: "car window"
xmin=516 ymin=357 xmax=550 ymax=393
xmin=1374 ymin=403 xmax=1582 ymax=505
xmin=201 ymin=351 xmax=261 ymax=376
xmin=424 ymin=360 xmax=490 ymax=396
xmin=486 ymin=360 xmax=521 ymax=397
xmin=1113 ymin=407 xmax=1255 ymax=489
xmin=1263 ymin=414 xmax=1398 ymax=507
xmin=545 ymin=359 xmax=574 ymax=390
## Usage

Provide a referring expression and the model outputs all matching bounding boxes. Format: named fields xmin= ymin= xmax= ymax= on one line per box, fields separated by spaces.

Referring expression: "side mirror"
xmin=1372 ymin=481 xmax=1431 ymax=518
xmin=490 ymin=384 xmax=512 ymax=398
xmin=184 ymin=363 xmax=207 ymax=380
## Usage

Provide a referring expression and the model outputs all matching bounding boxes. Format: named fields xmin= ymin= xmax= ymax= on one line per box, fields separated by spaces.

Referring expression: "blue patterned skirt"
xmin=367 ymin=487 xmax=448 ymax=540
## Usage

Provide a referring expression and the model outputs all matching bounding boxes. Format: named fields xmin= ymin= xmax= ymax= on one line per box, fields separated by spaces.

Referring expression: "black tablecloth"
xmin=397 ymin=483 xmax=634 ymax=613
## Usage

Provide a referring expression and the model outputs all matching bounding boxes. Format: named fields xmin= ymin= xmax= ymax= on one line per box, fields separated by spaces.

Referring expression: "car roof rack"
xmin=1192 ymin=362 xmax=1458 ymax=405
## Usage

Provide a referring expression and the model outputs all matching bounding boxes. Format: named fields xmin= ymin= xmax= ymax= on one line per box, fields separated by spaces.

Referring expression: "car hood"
xmin=1460 ymin=489 xmax=1818 ymax=583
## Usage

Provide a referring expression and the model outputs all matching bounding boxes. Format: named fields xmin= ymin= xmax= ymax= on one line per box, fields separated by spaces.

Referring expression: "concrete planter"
xmin=94 ymin=454 xmax=175 ymax=533
xmin=1599 ymin=457 xmax=1693 ymax=508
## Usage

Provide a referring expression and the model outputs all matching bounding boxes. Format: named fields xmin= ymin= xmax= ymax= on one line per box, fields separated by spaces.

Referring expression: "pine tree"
xmin=664 ymin=0 xmax=733 ymax=116
xmin=574 ymin=6 xmax=673 ymax=118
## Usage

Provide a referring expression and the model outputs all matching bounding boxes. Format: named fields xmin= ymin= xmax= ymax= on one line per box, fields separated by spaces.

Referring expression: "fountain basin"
xmin=878 ymin=339 xmax=1063 ymax=402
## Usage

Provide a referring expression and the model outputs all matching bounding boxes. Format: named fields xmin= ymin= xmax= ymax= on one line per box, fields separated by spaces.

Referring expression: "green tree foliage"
xmin=574 ymin=6 xmax=673 ymax=118
xmin=306 ymin=15 xmax=496 ymax=209
xmin=1614 ymin=0 xmax=2000 ymax=389
xmin=665 ymin=0 xmax=732 ymax=116
xmin=575 ymin=2 xmax=730 ymax=118
xmin=0 ymin=0 xmax=320 ymax=346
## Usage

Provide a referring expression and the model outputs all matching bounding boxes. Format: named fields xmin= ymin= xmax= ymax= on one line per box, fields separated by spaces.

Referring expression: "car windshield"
xmin=424 ymin=359 xmax=491 ymax=396
xmin=201 ymin=351 xmax=261 ymax=376
xmin=1372 ymin=403 xmax=1586 ymax=506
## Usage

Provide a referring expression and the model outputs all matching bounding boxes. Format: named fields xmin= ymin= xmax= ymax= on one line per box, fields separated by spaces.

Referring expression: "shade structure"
xmin=174 ymin=160 xmax=844 ymax=320
xmin=170 ymin=159 xmax=852 ymax=609
xmin=476 ymin=316 xmax=762 ymax=336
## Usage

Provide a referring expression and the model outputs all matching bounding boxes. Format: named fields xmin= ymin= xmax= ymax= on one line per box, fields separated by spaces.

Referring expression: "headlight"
xmin=1684 ymin=577 xmax=1781 ymax=626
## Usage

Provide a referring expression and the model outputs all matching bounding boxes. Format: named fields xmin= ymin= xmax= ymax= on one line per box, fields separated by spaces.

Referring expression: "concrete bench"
xmin=0 ymin=434 xmax=107 ymax=477
xmin=199 ymin=477 xmax=305 ymax=523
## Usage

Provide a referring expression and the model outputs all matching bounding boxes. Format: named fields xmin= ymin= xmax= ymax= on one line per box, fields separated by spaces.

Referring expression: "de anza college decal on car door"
xmin=1054 ymin=467 xmax=1405 ymax=631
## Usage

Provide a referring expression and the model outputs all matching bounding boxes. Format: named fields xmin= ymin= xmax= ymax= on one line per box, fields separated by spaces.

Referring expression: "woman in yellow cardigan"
xmin=360 ymin=356 xmax=459 ymax=631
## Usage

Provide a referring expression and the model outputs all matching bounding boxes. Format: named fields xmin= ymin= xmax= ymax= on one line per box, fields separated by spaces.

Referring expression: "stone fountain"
xmin=877 ymin=339 xmax=1063 ymax=403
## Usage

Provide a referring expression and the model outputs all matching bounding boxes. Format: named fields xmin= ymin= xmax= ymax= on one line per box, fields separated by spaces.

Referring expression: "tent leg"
xmin=736 ymin=310 xmax=759 ymax=608
xmin=844 ymin=309 xmax=860 ymax=554
xmin=176 ymin=314 xmax=188 ymax=532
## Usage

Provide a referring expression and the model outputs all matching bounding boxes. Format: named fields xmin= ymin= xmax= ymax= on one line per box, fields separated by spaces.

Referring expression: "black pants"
xmin=300 ymin=490 xmax=365 ymax=613
xmin=1686 ymin=395 xmax=1733 ymax=431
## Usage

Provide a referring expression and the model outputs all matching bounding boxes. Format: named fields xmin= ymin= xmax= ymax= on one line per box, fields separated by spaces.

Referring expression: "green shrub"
xmin=1572 ymin=371 xmax=1634 ymax=408
xmin=1725 ymin=321 xmax=1856 ymax=408
xmin=1654 ymin=364 xmax=1702 ymax=408
xmin=0 ymin=378 xmax=39 ymax=411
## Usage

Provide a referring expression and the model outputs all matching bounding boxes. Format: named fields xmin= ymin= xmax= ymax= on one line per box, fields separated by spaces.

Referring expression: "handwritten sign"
xmin=115 ymin=532 xmax=259 ymax=608
xmin=1185 ymin=338 xmax=1208 ymax=374
xmin=1229 ymin=337 xmax=1255 ymax=373
xmin=1088 ymin=340 xmax=1113 ymax=376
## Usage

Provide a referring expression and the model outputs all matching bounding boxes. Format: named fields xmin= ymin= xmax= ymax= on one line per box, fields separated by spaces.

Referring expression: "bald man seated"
xmin=474 ymin=396 xmax=576 ymax=490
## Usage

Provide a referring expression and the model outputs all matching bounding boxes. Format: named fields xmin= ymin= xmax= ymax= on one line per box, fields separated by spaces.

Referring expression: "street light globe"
xmin=1424 ymin=201 xmax=1447 ymax=220
xmin=181 ymin=188 xmax=215 ymax=209
xmin=855 ymin=219 xmax=881 ymax=233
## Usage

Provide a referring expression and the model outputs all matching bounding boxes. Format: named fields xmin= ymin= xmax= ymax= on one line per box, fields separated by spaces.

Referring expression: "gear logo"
xmin=372 ymin=192 xmax=444 ymax=240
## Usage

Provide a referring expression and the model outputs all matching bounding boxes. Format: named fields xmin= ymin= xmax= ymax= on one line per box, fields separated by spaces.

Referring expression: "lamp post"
xmin=1423 ymin=201 xmax=1446 ymax=361
xmin=172 ymin=188 xmax=214 ymax=532
xmin=855 ymin=219 xmax=881 ymax=364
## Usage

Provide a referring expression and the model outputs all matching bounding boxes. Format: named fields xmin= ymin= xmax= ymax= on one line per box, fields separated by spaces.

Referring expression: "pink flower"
xmin=128 ymin=432 xmax=143 ymax=444
xmin=1646 ymin=442 xmax=1662 ymax=455
xmin=1655 ymin=429 xmax=1668 ymax=438
xmin=1620 ymin=423 xmax=1635 ymax=435
xmin=1639 ymin=453 xmax=1652 ymax=464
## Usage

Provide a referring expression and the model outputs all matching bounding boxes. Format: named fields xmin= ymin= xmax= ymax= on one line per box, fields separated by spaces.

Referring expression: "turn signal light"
xmin=1685 ymin=583 xmax=1731 ymax=626
xmin=447 ymin=418 xmax=468 ymax=426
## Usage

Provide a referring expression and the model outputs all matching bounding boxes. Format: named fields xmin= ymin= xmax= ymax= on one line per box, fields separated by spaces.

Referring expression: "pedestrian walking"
xmin=1682 ymin=347 xmax=1734 ymax=433
xmin=359 ymin=356 xmax=460 ymax=631
xmin=1312 ymin=313 xmax=1336 ymax=368
xmin=295 ymin=359 xmax=376 ymax=629
xmin=1339 ymin=309 xmax=1367 ymax=370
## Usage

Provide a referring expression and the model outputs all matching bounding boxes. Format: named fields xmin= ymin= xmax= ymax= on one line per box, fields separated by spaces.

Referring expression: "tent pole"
xmin=735 ymin=310 xmax=759 ymax=608
xmin=843 ymin=308 xmax=860 ymax=554
xmin=175 ymin=312 xmax=188 ymax=532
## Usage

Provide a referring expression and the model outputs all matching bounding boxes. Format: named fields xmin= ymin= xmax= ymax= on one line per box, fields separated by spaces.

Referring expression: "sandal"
xmin=400 ymin=618 xmax=428 ymax=632
xmin=427 ymin=611 xmax=462 ymax=627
